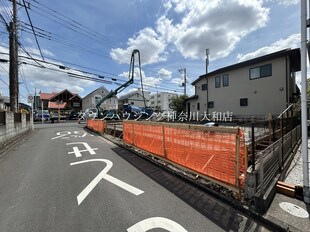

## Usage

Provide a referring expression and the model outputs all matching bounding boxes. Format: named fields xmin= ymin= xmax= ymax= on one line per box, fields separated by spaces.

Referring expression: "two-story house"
xmin=40 ymin=89 xmax=82 ymax=112
xmin=118 ymin=89 xmax=150 ymax=110
xmin=82 ymin=86 xmax=118 ymax=111
xmin=187 ymin=48 xmax=301 ymax=118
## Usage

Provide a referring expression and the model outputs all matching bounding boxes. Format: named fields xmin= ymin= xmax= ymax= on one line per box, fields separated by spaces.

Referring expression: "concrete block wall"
xmin=0 ymin=112 xmax=33 ymax=149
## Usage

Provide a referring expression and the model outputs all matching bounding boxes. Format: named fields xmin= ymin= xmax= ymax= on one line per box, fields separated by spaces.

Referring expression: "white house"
xmin=149 ymin=92 xmax=178 ymax=112
xmin=187 ymin=48 xmax=300 ymax=118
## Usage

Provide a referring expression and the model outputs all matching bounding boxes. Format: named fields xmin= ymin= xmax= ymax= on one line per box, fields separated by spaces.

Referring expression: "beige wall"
xmin=192 ymin=57 xmax=290 ymax=117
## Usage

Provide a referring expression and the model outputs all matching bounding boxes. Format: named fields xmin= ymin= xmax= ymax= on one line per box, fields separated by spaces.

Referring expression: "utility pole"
xmin=9 ymin=0 xmax=19 ymax=112
xmin=178 ymin=68 xmax=187 ymax=96
xmin=206 ymin=49 xmax=210 ymax=74
xmin=301 ymin=0 xmax=310 ymax=204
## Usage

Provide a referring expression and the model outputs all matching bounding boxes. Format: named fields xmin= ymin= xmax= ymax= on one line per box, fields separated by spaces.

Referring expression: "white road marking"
xmin=279 ymin=202 xmax=309 ymax=218
xmin=127 ymin=217 xmax=188 ymax=232
xmin=51 ymin=131 xmax=71 ymax=140
xmin=70 ymin=159 xmax=144 ymax=205
xmin=52 ymin=131 xmax=88 ymax=140
xmin=66 ymin=142 xmax=97 ymax=157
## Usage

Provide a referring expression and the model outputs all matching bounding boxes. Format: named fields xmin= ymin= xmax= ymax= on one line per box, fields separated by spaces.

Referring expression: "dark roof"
xmin=83 ymin=86 xmax=109 ymax=99
xmin=119 ymin=90 xmax=149 ymax=101
xmin=192 ymin=48 xmax=301 ymax=85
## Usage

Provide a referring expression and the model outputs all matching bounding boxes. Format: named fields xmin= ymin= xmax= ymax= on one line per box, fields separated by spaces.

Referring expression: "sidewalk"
xmin=264 ymin=140 xmax=310 ymax=231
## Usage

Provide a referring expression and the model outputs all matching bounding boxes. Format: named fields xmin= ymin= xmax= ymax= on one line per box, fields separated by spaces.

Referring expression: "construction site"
xmin=77 ymin=47 xmax=307 ymax=219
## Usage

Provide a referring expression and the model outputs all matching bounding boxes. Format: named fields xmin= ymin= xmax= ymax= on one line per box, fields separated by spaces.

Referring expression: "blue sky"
xmin=0 ymin=0 xmax=302 ymax=105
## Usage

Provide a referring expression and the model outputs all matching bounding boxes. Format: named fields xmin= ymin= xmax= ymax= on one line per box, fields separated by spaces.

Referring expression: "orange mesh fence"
xmin=123 ymin=122 xmax=165 ymax=157
xmin=86 ymin=119 xmax=106 ymax=134
xmin=123 ymin=121 xmax=247 ymax=191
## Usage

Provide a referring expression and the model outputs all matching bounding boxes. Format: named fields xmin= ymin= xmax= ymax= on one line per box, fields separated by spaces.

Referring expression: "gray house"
xmin=0 ymin=95 xmax=9 ymax=111
xmin=187 ymin=48 xmax=301 ymax=118
xmin=118 ymin=89 xmax=150 ymax=110
xmin=82 ymin=86 xmax=118 ymax=111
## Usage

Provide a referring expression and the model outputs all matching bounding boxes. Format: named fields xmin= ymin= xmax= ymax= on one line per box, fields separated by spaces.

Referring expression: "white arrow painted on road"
xmin=70 ymin=159 xmax=144 ymax=205
xmin=127 ymin=217 xmax=188 ymax=232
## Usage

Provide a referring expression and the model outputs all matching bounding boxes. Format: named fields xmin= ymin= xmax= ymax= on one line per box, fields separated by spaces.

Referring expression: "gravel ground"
xmin=284 ymin=139 xmax=310 ymax=186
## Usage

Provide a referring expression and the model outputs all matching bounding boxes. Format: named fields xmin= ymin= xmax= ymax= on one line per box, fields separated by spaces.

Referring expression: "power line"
xmin=0 ymin=0 xmax=12 ymax=22
xmin=0 ymin=46 xmax=183 ymax=93
xmin=18 ymin=42 xmax=45 ymax=68
xmin=19 ymin=65 xmax=30 ymax=95
xmin=29 ymin=0 xmax=114 ymax=47
xmin=22 ymin=0 xmax=44 ymax=60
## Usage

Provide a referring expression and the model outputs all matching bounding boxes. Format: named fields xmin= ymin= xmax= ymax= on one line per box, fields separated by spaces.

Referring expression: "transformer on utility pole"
xmin=9 ymin=0 xmax=19 ymax=112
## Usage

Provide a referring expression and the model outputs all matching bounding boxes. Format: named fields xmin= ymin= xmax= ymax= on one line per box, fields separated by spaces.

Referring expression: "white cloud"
xmin=171 ymin=77 xmax=182 ymax=85
xmin=19 ymin=62 xmax=93 ymax=95
xmin=24 ymin=47 xmax=55 ymax=57
xmin=119 ymin=68 xmax=162 ymax=89
xmin=0 ymin=44 xmax=96 ymax=96
xmin=171 ymin=0 xmax=269 ymax=60
xmin=237 ymin=33 xmax=300 ymax=62
xmin=110 ymin=27 xmax=167 ymax=65
xmin=158 ymin=68 xmax=172 ymax=79
xmin=111 ymin=0 xmax=270 ymax=64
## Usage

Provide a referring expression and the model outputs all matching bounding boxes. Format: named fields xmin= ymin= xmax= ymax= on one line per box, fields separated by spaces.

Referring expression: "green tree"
xmin=169 ymin=94 xmax=187 ymax=114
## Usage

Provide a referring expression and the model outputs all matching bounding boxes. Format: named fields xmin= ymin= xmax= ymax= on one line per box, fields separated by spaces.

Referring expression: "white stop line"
xmin=127 ymin=217 xmax=188 ymax=232
xmin=70 ymin=159 xmax=144 ymax=205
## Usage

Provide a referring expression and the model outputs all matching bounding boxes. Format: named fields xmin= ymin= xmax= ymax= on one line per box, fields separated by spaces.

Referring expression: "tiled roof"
xmin=40 ymin=93 xmax=56 ymax=100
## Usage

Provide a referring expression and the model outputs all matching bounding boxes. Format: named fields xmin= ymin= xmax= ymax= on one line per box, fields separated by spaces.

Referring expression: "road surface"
xmin=0 ymin=122 xmax=270 ymax=232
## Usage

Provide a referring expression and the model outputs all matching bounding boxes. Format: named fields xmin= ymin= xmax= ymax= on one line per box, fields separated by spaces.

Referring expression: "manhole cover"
xmin=279 ymin=202 xmax=309 ymax=218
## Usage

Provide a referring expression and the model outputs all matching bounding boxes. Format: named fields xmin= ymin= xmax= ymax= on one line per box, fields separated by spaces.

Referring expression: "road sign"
xmin=27 ymin=95 xmax=33 ymax=103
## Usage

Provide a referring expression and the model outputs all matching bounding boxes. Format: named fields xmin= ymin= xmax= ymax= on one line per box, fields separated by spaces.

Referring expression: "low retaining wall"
xmin=0 ymin=112 xmax=33 ymax=149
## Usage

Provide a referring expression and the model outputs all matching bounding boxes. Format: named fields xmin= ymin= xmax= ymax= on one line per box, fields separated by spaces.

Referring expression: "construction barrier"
xmin=123 ymin=121 xmax=247 ymax=193
xmin=86 ymin=119 xmax=106 ymax=134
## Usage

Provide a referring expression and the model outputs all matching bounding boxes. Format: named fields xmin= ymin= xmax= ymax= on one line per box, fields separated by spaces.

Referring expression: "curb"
xmin=0 ymin=129 xmax=35 ymax=160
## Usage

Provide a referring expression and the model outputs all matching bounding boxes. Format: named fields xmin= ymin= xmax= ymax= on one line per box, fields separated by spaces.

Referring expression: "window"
xmin=95 ymin=96 xmax=101 ymax=104
xmin=250 ymin=64 xmax=272 ymax=80
xmin=197 ymin=102 xmax=200 ymax=111
xmin=240 ymin=98 xmax=248 ymax=106
xmin=215 ymin=76 xmax=221 ymax=88
xmin=202 ymin=83 xmax=208 ymax=91
xmin=223 ymin=74 xmax=229 ymax=87
xmin=131 ymin=102 xmax=134 ymax=105
xmin=73 ymin=102 xmax=80 ymax=107
xmin=208 ymin=101 xmax=214 ymax=108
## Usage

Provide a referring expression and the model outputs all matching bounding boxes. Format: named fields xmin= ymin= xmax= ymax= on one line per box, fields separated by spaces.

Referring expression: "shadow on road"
xmin=110 ymin=146 xmax=266 ymax=232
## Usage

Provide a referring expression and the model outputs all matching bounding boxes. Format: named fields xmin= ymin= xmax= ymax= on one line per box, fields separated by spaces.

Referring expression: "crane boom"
xmin=96 ymin=49 xmax=141 ymax=118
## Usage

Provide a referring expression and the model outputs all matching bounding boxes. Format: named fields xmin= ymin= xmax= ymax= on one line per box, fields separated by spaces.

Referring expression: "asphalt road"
xmin=0 ymin=122 xmax=270 ymax=232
